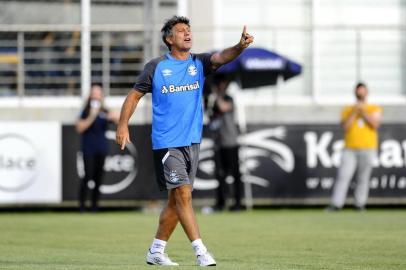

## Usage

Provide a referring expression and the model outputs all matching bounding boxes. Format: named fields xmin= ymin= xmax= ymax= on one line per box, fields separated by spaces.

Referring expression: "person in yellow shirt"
xmin=328 ymin=82 xmax=382 ymax=211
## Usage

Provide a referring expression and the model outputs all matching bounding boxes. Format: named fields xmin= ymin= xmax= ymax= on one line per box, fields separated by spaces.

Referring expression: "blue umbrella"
xmin=216 ymin=47 xmax=302 ymax=89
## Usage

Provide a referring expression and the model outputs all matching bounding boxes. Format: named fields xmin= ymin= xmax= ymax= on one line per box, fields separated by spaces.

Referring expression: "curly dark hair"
xmin=161 ymin=16 xmax=190 ymax=50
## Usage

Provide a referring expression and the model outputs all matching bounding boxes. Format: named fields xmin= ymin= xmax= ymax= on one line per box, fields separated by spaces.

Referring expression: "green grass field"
xmin=1 ymin=209 xmax=405 ymax=270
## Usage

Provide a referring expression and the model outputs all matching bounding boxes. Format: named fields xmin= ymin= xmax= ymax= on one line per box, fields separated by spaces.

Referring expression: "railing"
xmin=0 ymin=25 xmax=405 ymax=104
xmin=0 ymin=29 xmax=146 ymax=96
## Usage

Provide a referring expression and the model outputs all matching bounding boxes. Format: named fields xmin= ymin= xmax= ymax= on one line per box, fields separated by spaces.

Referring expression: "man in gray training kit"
xmin=116 ymin=16 xmax=253 ymax=266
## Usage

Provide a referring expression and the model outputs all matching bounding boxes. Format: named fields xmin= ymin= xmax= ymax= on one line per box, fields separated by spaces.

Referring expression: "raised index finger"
xmin=242 ymin=25 xmax=247 ymax=35
xmin=120 ymin=138 xmax=126 ymax=150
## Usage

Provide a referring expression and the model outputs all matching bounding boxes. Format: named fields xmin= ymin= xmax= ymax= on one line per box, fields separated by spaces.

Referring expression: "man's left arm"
xmin=360 ymin=106 xmax=382 ymax=130
xmin=210 ymin=26 xmax=254 ymax=70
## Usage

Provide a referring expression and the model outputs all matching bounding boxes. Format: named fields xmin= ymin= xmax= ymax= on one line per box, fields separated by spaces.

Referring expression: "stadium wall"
xmin=2 ymin=122 xmax=406 ymax=206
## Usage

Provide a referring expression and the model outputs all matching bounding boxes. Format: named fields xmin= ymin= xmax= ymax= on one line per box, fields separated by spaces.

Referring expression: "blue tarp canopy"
xmin=216 ymin=47 xmax=302 ymax=89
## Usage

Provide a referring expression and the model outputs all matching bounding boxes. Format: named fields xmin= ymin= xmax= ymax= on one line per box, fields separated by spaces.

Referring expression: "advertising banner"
xmin=62 ymin=124 xmax=406 ymax=203
xmin=62 ymin=125 xmax=162 ymax=201
xmin=197 ymin=124 xmax=406 ymax=200
xmin=0 ymin=122 xmax=61 ymax=204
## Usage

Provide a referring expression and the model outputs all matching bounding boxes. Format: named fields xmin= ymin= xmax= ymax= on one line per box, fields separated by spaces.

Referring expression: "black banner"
xmin=62 ymin=125 xmax=163 ymax=201
xmin=62 ymin=124 xmax=406 ymax=201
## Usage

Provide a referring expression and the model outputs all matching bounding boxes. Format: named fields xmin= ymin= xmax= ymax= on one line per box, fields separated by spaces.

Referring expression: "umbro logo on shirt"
xmin=162 ymin=69 xmax=173 ymax=76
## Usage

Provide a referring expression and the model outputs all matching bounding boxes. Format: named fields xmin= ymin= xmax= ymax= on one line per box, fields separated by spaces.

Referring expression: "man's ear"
xmin=166 ymin=36 xmax=173 ymax=46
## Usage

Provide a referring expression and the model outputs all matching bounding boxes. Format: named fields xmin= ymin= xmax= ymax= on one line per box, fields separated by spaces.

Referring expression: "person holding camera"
xmin=328 ymin=82 xmax=382 ymax=211
xmin=207 ymin=74 xmax=244 ymax=211
xmin=75 ymin=84 xmax=119 ymax=212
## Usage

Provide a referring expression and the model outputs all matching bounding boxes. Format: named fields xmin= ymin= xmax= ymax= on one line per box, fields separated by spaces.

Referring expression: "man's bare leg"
xmin=155 ymin=190 xmax=179 ymax=241
xmin=171 ymin=184 xmax=216 ymax=266
xmin=146 ymin=191 xmax=179 ymax=266
xmin=171 ymin=185 xmax=200 ymax=241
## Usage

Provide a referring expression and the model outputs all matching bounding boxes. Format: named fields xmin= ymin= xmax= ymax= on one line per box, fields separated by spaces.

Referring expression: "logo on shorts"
xmin=169 ymin=170 xmax=180 ymax=184
xmin=188 ymin=65 xmax=197 ymax=76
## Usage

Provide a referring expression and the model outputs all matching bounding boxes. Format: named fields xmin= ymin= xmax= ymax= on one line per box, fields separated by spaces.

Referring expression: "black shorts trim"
xmin=153 ymin=148 xmax=168 ymax=191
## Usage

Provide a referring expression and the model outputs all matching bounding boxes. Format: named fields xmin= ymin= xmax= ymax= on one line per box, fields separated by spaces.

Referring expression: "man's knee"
xmin=167 ymin=192 xmax=177 ymax=209
xmin=172 ymin=185 xmax=192 ymax=206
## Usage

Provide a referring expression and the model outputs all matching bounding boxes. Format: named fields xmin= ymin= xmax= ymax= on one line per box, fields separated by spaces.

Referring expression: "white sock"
xmin=150 ymin=238 xmax=167 ymax=254
xmin=191 ymin=238 xmax=207 ymax=256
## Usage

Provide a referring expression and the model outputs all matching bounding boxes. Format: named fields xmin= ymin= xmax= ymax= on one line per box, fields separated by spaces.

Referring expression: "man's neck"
xmin=170 ymin=49 xmax=190 ymax=60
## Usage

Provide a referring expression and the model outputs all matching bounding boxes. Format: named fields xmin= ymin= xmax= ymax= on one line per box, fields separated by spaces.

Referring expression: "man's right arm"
xmin=216 ymin=96 xmax=233 ymax=113
xmin=210 ymin=26 xmax=254 ymax=70
xmin=116 ymin=89 xmax=145 ymax=150
xmin=342 ymin=106 xmax=358 ymax=131
xmin=75 ymin=111 xmax=97 ymax=134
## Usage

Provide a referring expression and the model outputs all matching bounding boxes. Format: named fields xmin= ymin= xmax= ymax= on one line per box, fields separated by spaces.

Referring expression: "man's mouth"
xmin=184 ymin=38 xmax=191 ymax=42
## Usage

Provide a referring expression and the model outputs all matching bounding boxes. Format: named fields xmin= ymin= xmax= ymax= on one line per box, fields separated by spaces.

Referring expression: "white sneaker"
xmin=196 ymin=251 xmax=216 ymax=267
xmin=146 ymin=249 xmax=179 ymax=266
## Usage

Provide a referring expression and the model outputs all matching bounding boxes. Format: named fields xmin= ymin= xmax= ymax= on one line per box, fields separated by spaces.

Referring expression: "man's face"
xmin=167 ymin=23 xmax=192 ymax=51
xmin=355 ymin=86 xmax=368 ymax=101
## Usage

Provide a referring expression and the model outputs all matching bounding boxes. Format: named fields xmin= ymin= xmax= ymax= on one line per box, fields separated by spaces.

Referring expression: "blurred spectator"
xmin=24 ymin=31 xmax=80 ymax=95
xmin=41 ymin=32 xmax=61 ymax=91
xmin=25 ymin=32 xmax=59 ymax=92
xmin=62 ymin=31 xmax=80 ymax=95
xmin=328 ymin=82 xmax=382 ymax=211
xmin=0 ymin=33 xmax=18 ymax=95
xmin=207 ymin=74 xmax=244 ymax=211
xmin=75 ymin=84 xmax=119 ymax=212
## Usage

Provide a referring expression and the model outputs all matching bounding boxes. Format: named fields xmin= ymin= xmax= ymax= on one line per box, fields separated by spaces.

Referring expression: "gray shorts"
xmin=153 ymin=144 xmax=200 ymax=191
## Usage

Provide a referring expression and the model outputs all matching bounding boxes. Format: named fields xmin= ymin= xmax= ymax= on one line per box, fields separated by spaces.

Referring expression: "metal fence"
xmin=0 ymin=29 xmax=147 ymax=96
xmin=0 ymin=0 xmax=175 ymax=97
xmin=0 ymin=26 xmax=405 ymax=101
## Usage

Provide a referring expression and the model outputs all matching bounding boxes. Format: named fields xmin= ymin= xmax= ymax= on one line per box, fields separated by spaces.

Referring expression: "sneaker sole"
xmin=199 ymin=263 xmax=216 ymax=266
xmin=146 ymin=261 xmax=179 ymax=266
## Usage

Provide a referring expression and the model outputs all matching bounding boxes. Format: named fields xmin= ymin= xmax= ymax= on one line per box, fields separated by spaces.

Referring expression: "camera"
xmin=90 ymin=99 xmax=101 ymax=109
